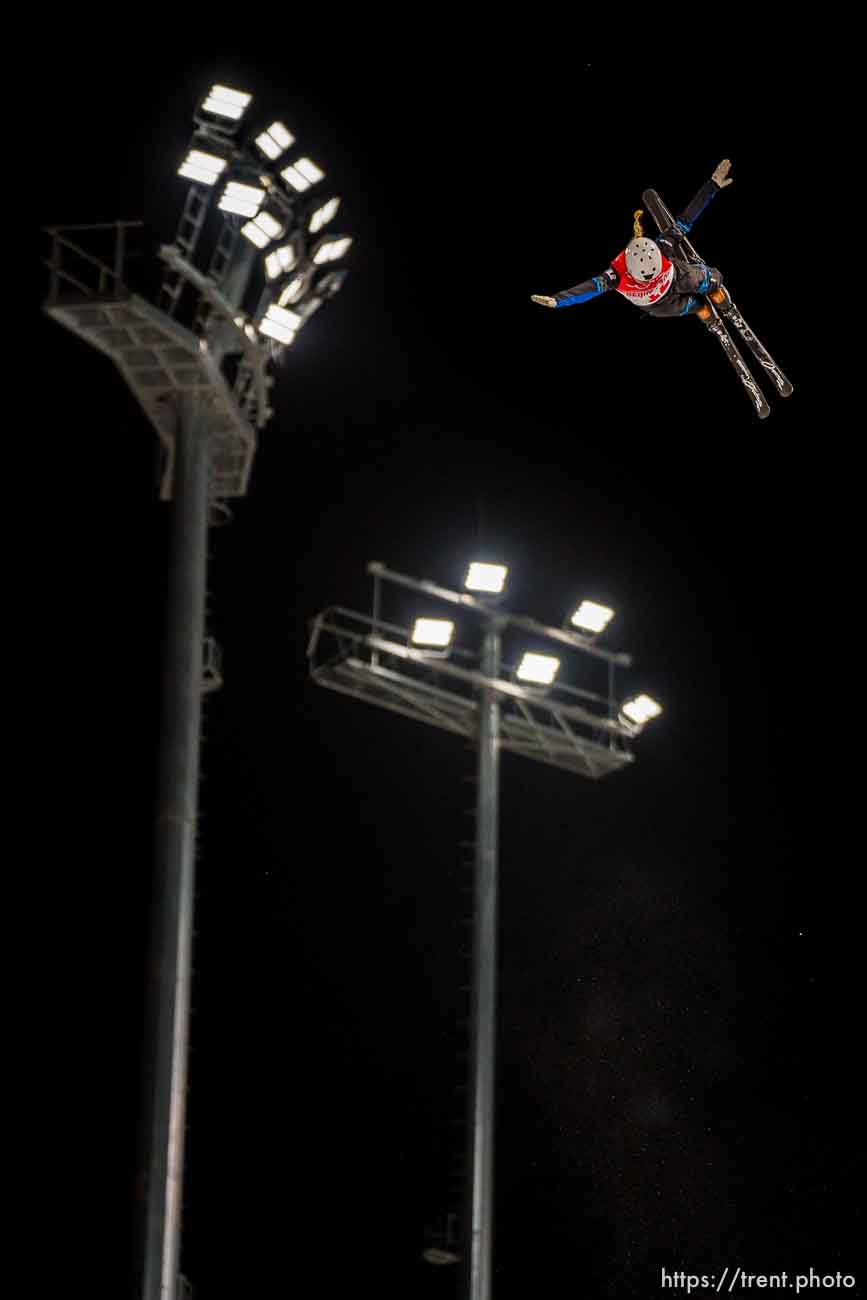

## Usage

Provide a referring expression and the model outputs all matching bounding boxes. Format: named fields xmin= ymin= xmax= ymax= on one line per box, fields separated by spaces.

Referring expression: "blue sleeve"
xmin=554 ymin=268 xmax=618 ymax=307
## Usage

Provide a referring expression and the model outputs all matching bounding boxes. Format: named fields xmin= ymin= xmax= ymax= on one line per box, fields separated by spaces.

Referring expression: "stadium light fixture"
xmin=619 ymin=694 xmax=662 ymax=727
xmin=240 ymin=221 xmax=270 ymax=249
xmin=281 ymin=157 xmax=325 ymax=192
xmin=255 ymin=121 xmax=294 ymax=160
xmin=218 ymin=181 xmax=266 ymax=218
xmin=258 ymin=302 xmax=302 ymax=345
xmin=309 ymin=197 xmax=341 ymax=233
xmin=465 ymin=562 xmax=508 ymax=595
xmin=277 ymin=274 xmax=308 ymax=307
xmin=570 ymin=600 xmax=615 ymax=635
xmin=516 ymin=652 xmax=560 ymax=686
xmin=201 ymin=84 xmax=252 ymax=122
xmin=265 ymin=243 xmax=297 ymax=281
xmin=307 ymin=560 xmax=653 ymax=1300
xmin=312 ymin=234 xmax=353 ymax=265
xmin=411 ymin=617 xmax=455 ymax=649
xmin=240 ymin=208 xmax=285 ymax=248
xmin=177 ymin=148 xmax=228 ymax=186
xmin=43 ymin=78 xmax=353 ymax=1300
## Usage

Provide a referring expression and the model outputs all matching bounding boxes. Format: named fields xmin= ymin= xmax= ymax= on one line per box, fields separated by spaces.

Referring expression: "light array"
xmin=265 ymin=244 xmax=297 ymax=280
xmin=178 ymin=149 xmax=228 ymax=186
xmin=174 ymin=84 xmax=350 ymax=344
xmin=240 ymin=222 xmax=270 ymax=249
xmin=255 ymin=121 xmax=294 ymax=160
xmin=465 ymin=563 xmax=508 ymax=595
xmin=571 ymin=600 xmax=615 ymax=635
xmin=313 ymin=235 xmax=352 ymax=265
xmin=240 ymin=210 xmax=285 ymax=248
xmin=411 ymin=618 xmax=455 ymax=649
xmin=202 ymin=85 xmax=251 ymax=121
xmin=278 ymin=275 xmax=307 ymax=306
xmin=309 ymin=197 xmax=341 ymax=232
xmin=516 ymin=652 xmax=560 ymax=686
xmin=258 ymin=303 xmax=302 ymax=345
xmin=620 ymin=694 xmax=662 ymax=726
xmin=379 ymin=566 xmax=662 ymax=735
xmin=218 ymin=181 xmax=265 ymax=218
xmin=281 ymin=157 xmax=325 ymax=192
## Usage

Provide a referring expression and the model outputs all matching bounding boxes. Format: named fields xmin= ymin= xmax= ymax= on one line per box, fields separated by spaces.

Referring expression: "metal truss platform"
xmin=308 ymin=607 xmax=635 ymax=780
xmin=43 ymin=224 xmax=262 ymax=501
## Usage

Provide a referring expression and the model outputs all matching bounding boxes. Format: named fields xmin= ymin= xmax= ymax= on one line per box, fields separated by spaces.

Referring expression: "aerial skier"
xmin=531 ymin=160 xmax=792 ymax=418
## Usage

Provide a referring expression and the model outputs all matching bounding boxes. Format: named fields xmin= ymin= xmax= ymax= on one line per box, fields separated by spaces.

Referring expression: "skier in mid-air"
xmin=530 ymin=159 xmax=792 ymax=417
xmin=531 ymin=159 xmax=734 ymax=320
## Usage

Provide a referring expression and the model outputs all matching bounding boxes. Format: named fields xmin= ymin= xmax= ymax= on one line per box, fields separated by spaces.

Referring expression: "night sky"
xmin=38 ymin=31 xmax=861 ymax=1300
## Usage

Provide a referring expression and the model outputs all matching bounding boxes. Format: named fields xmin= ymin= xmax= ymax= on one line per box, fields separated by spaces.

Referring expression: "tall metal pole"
xmin=142 ymin=393 xmax=211 ymax=1300
xmin=466 ymin=618 xmax=502 ymax=1300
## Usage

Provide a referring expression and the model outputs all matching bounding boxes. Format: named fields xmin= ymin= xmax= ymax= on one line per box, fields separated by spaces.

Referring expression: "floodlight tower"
xmin=308 ymin=563 xmax=662 ymax=1300
xmin=41 ymin=82 xmax=351 ymax=1300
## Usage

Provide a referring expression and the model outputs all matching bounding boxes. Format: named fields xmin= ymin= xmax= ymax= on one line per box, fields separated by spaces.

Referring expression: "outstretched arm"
xmin=666 ymin=159 xmax=734 ymax=241
xmin=532 ymin=267 xmax=619 ymax=308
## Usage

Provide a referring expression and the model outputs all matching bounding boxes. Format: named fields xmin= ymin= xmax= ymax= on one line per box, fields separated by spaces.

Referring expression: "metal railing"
xmin=42 ymin=221 xmax=144 ymax=305
xmin=308 ymin=605 xmax=635 ymax=780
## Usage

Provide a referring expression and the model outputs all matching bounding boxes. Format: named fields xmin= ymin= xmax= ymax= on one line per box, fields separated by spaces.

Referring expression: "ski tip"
xmin=781 ymin=383 xmax=794 ymax=398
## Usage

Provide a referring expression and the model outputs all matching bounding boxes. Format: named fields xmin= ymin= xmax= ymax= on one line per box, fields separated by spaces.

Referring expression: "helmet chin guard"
xmin=625 ymin=237 xmax=663 ymax=282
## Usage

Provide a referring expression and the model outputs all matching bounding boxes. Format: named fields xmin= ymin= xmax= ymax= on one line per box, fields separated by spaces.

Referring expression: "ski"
xmin=641 ymin=188 xmax=676 ymax=241
xmin=641 ymin=187 xmax=788 ymax=414
xmin=698 ymin=307 xmax=771 ymax=419
xmin=713 ymin=294 xmax=793 ymax=397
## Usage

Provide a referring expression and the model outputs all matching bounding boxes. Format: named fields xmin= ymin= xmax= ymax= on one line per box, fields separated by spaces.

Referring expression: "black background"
xmin=35 ymin=28 xmax=861 ymax=1300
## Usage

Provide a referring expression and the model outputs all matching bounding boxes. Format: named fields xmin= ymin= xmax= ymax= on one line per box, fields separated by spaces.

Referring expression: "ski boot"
xmin=709 ymin=285 xmax=734 ymax=316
